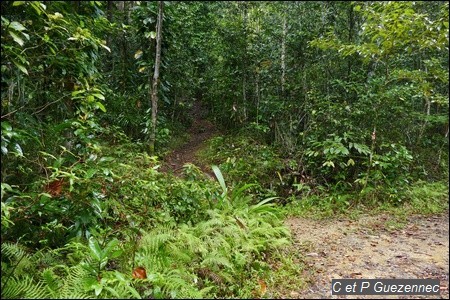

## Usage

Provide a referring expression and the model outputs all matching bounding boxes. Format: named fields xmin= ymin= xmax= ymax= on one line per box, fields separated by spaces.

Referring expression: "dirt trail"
xmin=160 ymin=101 xmax=217 ymax=177
xmin=282 ymin=211 xmax=449 ymax=299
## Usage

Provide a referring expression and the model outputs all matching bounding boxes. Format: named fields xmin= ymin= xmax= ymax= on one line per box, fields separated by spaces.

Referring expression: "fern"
xmin=1 ymin=242 xmax=33 ymax=278
xmin=57 ymin=264 xmax=92 ymax=298
xmin=1 ymin=275 xmax=49 ymax=299
xmin=41 ymin=268 xmax=61 ymax=297
xmin=201 ymin=252 xmax=233 ymax=270
xmin=128 ymin=170 xmax=294 ymax=298
xmin=1 ymin=242 xmax=45 ymax=299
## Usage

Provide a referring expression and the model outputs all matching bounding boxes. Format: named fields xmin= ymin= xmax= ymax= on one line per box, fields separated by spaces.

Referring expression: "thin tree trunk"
xmin=281 ymin=14 xmax=286 ymax=95
xmin=241 ymin=1 xmax=248 ymax=124
xmin=149 ymin=1 xmax=164 ymax=155
xmin=347 ymin=3 xmax=354 ymax=80
xmin=255 ymin=71 xmax=260 ymax=125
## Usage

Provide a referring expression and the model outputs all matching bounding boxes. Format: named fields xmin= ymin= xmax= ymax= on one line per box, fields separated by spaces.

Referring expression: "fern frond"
xmin=175 ymin=228 xmax=206 ymax=255
xmin=201 ymin=252 xmax=233 ymax=269
xmin=157 ymin=269 xmax=199 ymax=299
xmin=1 ymin=242 xmax=33 ymax=276
xmin=41 ymin=268 xmax=62 ymax=297
xmin=56 ymin=264 xmax=93 ymax=299
xmin=139 ymin=232 xmax=173 ymax=253
xmin=99 ymin=271 xmax=141 ymax=299
xmin=1 ymin=276 xmax=49 ymax=299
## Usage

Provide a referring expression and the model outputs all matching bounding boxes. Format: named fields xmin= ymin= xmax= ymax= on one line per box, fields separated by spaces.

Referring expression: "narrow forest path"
xmin=279 ymin=211 xmax=449 ymax=299
xmin=160 ymin=101 xmax=217 ymax=177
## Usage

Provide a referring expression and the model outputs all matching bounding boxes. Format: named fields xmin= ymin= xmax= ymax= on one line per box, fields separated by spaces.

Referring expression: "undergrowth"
xmin=1 ymin=131 xmax=292 ymax=299
xmin=2 ymin=126 xmax=447 ymax=298
xmin=200 ymin=128 xmax=449 ymax=219
xmin=282 ymin=180 xmax=449 ymax=220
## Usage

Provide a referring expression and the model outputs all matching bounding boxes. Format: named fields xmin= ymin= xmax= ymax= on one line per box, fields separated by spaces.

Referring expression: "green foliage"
xmin=1 ymin=239 xmax=140 ymax=299
xmin=284 ymin=180 xmax=448 ymax=220
xmin=131 ymin=192 xmax=289 ymax=298
xmin=403 ymin=180 xmax=449 ymax=214
xmin=1 ymin=160 xmax=291 ymax=299
xmin=1 ymin=1 xmax=448 ymax=298
xmin=308 ymin=1 xmax=448 ymax=184
xmin=202 ymin=133 xmax=285 ymax=198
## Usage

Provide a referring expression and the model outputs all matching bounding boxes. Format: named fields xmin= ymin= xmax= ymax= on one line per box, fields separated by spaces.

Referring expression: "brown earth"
xmin=160 ymin=101 xmax=217 ymax=178
xmin=281 ymin=212 xmax=449 ymax=299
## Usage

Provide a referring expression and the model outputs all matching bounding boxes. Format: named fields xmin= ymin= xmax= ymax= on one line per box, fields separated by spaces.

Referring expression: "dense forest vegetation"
xmin=1 ymin=1 xmax=448 ymax=298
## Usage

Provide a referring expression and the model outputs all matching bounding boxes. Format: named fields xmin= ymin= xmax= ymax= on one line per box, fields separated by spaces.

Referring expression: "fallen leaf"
xmin=234 ymin=216 xmax=247 ymax=229
xmin=258 ymin=279 xmax=267 ymax=296
xmin=132 ymin=267 xmax=147 ymax=279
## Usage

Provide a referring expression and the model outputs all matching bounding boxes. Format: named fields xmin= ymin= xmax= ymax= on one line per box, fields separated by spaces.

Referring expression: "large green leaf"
xmin=88 ymin=237 xmax=103 ymax=261
xmin=212 ymin=165 xmax=227 ymax=196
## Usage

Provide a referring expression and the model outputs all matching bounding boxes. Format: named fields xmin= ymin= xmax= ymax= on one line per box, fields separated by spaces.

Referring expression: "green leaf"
xmin=85 ymin=168 xmax=97 ymax=179
xmin=252 ymin=197 xmax=278 ymax=209
xmin=322 ymin=161 xmax=335 ymax=168
xmin=71 ymin=90 xmax=85 ymax=97
xmin=88 ymin=237 xmax=103 ymax=261
xmin=104 ymin=239 xmax=119 ymax=254
xmin=9 ymin=21 xmax=26 ymax=31
xmin=145 ymin=31 xmax=156 ymax=39
xmin=134 ymin=49 xmax=143 ymax=59
xmin=12 ymin=60 xmax=28 ymax=75
xmin=212 ymin=165 xmax=227 ymax=196
xmin=92 ymin=93 xmax=105 ymax=100
xmin=95 ymin=102 xmax=106 ymax=112
xmin=13 ymin=143 xmax=23 ymax=156
xmin=9 ymin=31 xmax=24 ymax=46
xmin=339 ymin=146 xmax=349 ymax=155
xmin=231 ymin=183 xmax=257 ymax=200
xmin=110 ymin=250 xmax=123 ymax=259
xmin=101 ymin=44 xmax=111 ymax=52
xmin=12 ymin=1 xmax=25 ymax=6
xmin=94 ymin=284 xmax=103 ymax=296
xmin=2 ymin=121 xmax=12 ymax=131
xmin=99 ymin=156 xmax=114 ymax=162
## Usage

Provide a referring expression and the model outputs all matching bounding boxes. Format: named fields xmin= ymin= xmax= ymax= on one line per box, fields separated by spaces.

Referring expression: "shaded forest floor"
xmin=160 ymin=107 xmax=448 ymax=299
xmin=160 ymin=101 xmax=217 ymax=177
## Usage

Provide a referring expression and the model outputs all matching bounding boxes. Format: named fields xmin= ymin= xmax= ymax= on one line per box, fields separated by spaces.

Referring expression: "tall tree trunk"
xmin=241 ymin=1 xmax=248 ymax=124
xmin=281 ymin=14 xmax=286 ymax=95
xmin=347 ymin=2 xmax=354 ymax=80
xmin=149 ymin=1 xmax=164 ymax=155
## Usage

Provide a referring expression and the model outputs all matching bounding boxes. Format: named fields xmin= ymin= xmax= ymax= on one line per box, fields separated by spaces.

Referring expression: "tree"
xmin=149 ymin=1 xmax=164 ymax=155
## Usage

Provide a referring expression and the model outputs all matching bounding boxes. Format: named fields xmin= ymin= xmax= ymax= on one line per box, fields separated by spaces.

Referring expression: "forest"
xmin=1 ymin=1 xmax=449 ymax=299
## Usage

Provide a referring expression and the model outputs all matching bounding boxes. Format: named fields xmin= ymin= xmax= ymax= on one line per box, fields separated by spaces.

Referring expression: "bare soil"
xmin=160 ymin=101 xmax=217 ymax=177
xmin=283 ymin=212 xmax=449 ymax=299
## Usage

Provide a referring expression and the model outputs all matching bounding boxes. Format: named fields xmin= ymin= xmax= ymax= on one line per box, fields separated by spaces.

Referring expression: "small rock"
xmin=306 ymin=252 xmax=319 ymax=257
